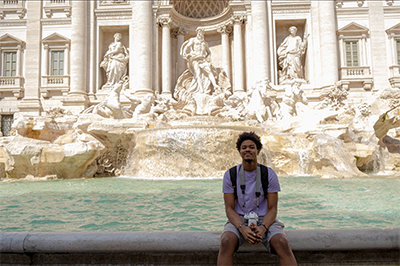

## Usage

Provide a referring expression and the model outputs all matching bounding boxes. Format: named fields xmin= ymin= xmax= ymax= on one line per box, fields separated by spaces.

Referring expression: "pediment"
xmin=0 ymin=34 xmax=25 ymax=45
xmin=386 ymin=23 xmax=400 ymax=35
xmin=337 ymin=22 xmax=369 ymax=35
xmin=42 ymin=33 xmax=70 ymax=44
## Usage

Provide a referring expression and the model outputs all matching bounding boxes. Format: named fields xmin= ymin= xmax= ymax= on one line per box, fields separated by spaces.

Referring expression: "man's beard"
xmin=244 ymin=158 xmax=254 ymax=163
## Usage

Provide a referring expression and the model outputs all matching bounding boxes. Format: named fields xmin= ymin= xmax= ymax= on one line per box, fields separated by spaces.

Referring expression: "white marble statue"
xmin=280 ymin=82 xmax=308 ymax=118
xmin=180 ymin=27 xmax=220 ymax=94
xmin=100 ymin=33 xmax=129 ymax=89
xmin=277 ymin=26 xmax=308 ymax=84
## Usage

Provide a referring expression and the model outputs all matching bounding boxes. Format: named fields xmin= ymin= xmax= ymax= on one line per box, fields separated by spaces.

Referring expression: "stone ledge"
xmin=1 ymin=228 xmax=399 ymax=265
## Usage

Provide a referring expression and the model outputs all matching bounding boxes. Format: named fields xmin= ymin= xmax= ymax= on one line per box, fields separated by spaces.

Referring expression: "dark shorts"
xmin=221 ymin=217 xmax=286 ymax=254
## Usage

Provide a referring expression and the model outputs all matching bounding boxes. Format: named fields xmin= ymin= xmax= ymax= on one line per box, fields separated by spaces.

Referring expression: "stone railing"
xmin=389 ymin=65 xmax=400 ymax=88
xmin=50 ymin=0 xmax=65 ymax=4
xmin=0 ymin=76 xmax=24 ymax=98
xmin=40 ymin=75 xmax=69 ymax=97
xmin=340 ymin=66 xmax=372 ymax=78
xmin=3 ymin=0 xmax=18 ymax=6
xmin=389 ymin=65 xmax=400 ymax=76
xmin=1 ymin=229 xmax=399 ymax=265
xmin=99 ymin=0 xmax=130 ymax=6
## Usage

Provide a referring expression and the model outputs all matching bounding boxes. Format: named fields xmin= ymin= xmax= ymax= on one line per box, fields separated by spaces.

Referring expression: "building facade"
xmin=0 ymin=0 xmax=399 ymax=135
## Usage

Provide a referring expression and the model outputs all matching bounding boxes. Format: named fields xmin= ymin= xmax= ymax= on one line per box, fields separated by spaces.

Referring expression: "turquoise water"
xmin=0 ymin=176 xmax=399 ymax=232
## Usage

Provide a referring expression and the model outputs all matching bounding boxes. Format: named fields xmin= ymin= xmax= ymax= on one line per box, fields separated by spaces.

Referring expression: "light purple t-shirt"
xmin=222 ymin=164 xmax=281 ymax=217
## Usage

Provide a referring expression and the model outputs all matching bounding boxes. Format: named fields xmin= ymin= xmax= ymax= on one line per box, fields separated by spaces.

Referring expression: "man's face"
xmin=239 ymin=139 xmax=259 ymax=163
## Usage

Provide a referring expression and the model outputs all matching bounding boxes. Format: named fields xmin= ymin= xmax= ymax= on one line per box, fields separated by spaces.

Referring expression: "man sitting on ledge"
xmin=217 ymin=132 xmax=297 ymax=265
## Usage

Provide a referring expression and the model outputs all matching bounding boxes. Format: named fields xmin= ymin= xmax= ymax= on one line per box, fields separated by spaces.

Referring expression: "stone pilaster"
xmin=232 ymin=15 xmax=246 ymax=93
xmin=251 ymin=1 xmax=270 ymax=81
xmin=368 ymin=1 xmax=390 ymax=91
xmin=17 ymin=0 xmax=42 ymax=115
xmin=62 ymin=0 xmax=88 ymax=111
xmin=158 ymin=16 xmax=172 ymax=95
xmin=217 ymin=25 xmax=232 ymax=80
xmin=130 ymin=1 xmax=154 ymax=96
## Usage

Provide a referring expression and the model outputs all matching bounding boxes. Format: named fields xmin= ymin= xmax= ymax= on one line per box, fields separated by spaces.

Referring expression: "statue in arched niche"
xmin=277 ymin=26 xmax=308 ymax=85
xmin=100 ymin=32 xmax=129 ymax=89
xmin=174 ymin=27 xmax=231 ymax=116
xmin=180 ymin=27 xmax=221 ymax=94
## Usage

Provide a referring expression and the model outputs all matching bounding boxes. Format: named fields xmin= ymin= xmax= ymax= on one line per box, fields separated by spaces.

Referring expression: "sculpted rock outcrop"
xmin=0 ymin=130 xmax=105 ymax=179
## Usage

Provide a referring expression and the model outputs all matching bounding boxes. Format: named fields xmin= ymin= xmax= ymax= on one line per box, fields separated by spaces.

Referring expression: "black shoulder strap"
xmin=230 ymin=165 xmax=268 ymax=200
xmin=229 ymin=166 xmax=238 ymax=200
xmin=260 ymin=164 xmax=269 ymax=199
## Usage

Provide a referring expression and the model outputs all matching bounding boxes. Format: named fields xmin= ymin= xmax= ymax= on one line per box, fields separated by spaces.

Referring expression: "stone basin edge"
xmin=1 ymin=228 xmax=399 ymax=253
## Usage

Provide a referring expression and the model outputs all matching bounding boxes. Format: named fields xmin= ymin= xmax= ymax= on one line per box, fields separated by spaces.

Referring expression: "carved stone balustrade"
xmin=0 ymin=76 xmax=24 ymax=98
xmin=40 ymin=75 xmax=70 ymax=98
xmin=0 ymin=0 xmax=26 ymax=19
xmin=339 ymin=66 xmax=373 ymax=90
xmin=389 ymin=65 xmax=400 ymax=88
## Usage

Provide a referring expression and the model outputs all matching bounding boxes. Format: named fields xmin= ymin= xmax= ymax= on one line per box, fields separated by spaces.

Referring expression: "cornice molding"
xmin=94 ymin=9 xmax=132 ymax=19
xmin=336 ymin=7 xmax=369 ymax=16
xmin=41 ymin=18 xmax=71 ymax=25
xmin=0 ymin=19 xmax=26 ymax=27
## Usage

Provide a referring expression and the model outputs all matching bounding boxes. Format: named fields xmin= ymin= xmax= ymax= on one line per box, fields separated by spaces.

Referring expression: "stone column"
xmin=176 ymin=28 xmax=187 ymax=78
xmin=131 ymin=1 xmax=153 ymax=96
xmin=158 ymin=16 xmax=172 ymax=96
xmin=61 ymin=0 xmax=88 ymax=111
xmin=317 ymin=1 xmax=339 ymax=86
xmin=368 ymin=1 xmax=390 ymax=91
xmin=69 ymin=0 xmax=87 ymax=96
xmin=232 ymin=15 xmax=246 ymax=93
xmin=251 ymin=1 xmax=270 ymax=81
xmin=17 ymin=0 xmax=41 ymax=114
xmin=217 ymin=25 xmax=232 ymax=80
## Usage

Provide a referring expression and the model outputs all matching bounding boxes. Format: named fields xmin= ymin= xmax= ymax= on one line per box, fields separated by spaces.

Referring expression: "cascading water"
xmin=123 ymin=117 xmax=265 ymax=178
xmin=122 ymin=117 xmax=368 ymax=178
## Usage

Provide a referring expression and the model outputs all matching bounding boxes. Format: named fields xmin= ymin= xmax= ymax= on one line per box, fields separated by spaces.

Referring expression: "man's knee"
xmin=270 ymin=234 xmax=293 ymax=255
xmin=219 ymin=232 xmax=238 ymax=254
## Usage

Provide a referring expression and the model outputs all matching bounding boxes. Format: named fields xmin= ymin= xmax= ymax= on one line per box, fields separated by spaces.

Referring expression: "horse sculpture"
xmin=246 ymin=79 xmax=281 ymax=122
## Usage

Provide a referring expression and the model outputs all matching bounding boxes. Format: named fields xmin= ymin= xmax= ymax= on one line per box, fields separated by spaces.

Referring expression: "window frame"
xmin=51 ymin=50 xmax=64 ymax=76
xmin=2 ymin=50 xmax=17 ymax=77
xmin=345 ymin=40 xmax=359 ymax=67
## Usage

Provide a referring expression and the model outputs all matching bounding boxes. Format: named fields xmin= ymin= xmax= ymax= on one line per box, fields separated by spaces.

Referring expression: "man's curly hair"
xmin=236 ymin=132 xmax=263 ymax=151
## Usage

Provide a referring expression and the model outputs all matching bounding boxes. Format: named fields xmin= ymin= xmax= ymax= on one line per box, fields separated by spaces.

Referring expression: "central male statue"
xmin=180 ymin=27 xmax=220 ymax=94
xmin=217 ymin=132 xmax=297 ymax=265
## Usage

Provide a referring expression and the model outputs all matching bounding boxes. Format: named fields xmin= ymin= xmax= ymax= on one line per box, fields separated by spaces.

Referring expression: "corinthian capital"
xmin=157 ymin=15 xmax=172 ymax=28
xmin=177 ymin=27 xmax=188 ymax=36
xmin=232 ymin=14 xmax=247 ymax=25
xmin=217 ymin=24 xmax=233 ymax=35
